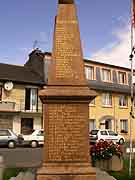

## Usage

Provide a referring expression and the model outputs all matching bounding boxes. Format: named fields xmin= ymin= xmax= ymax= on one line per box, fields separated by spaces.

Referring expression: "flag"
xmin=132 ymin=0 xmax=135 ymax=27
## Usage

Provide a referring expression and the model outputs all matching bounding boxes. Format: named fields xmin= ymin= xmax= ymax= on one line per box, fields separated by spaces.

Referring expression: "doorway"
xmin=105 ymin=119 xmax=112 ymax=129
xmin=21 ymin=118 xmax=33 ymax=135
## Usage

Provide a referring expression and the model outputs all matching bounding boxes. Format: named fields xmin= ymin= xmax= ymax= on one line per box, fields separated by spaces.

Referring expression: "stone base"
xmin=36 ymin=163 xmax=96 ymax=180
xmin=37 ymin=174 xmax=96 ymax=180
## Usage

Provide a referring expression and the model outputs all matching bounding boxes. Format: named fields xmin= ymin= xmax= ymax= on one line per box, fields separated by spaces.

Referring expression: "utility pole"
xmin=129 ymin=46 xmax=135 ymax=176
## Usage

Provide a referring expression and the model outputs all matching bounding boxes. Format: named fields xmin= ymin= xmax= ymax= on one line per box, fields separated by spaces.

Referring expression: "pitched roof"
xmin=88 ymin=80 xmax=132 ymax=94
xmin=84 ymin=59 xmax=131 ymax=71
xmin=0 ymin=63 xmax=44 ymax=85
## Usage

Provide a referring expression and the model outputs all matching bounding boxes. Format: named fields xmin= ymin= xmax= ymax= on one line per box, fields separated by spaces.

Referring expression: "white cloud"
xmin=90 ymin=25 xmax=133 ymax=68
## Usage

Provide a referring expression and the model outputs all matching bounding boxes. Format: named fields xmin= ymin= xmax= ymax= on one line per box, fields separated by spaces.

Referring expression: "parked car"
xmin=22 ymin=129 xmax=44 ymax=148
xmin=0 ymin=129 xmax=24 ymax=148
xmin=89 ymin=129 xmax=125 ymax=145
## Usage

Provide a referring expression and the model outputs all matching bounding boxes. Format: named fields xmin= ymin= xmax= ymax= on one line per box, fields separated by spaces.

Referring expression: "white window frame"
xmin=85 ymin=66 xmax=94 ymax=80
xmin=118 ymin=71 xmax=126 ymax=84
xmin=25 ymin=88 xmax=38 ymax=112
xmin=102 ymin=68 xmax=111 ymax=82
xmin=119 ymin=95 xmax=128 ymax=107
xmin=134 ymin=97 xmax=135 ymax=107
xmin=120 ymin=119 xmax=128 ymax=133
xmin=30 ymin=88 xmax=38 ymax=111
xmin=89 ymin=98 xmax=96 ymax=106
xmin=102 ymin=93 xmax=112 ymax=106
xmin=89 ymin=119 xmax=96 ymax=132
xmin=0 ymin=86 xmax=2 ymax=101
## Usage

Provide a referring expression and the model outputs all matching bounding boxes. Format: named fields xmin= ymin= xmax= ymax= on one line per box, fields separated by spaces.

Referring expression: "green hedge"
xmin=3 ymin=168 xmax=27 ymax=180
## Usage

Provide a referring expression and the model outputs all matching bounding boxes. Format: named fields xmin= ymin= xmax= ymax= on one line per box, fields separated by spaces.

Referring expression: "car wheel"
xmin=119 ymin=138 xmax=124 ymax=145
xmin=8 ymin=141 xmax=16 ymax=148
xmin=31 ymin=141 xmax=38 ymax=148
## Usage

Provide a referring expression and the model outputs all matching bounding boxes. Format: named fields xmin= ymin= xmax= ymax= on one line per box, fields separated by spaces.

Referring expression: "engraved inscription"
xmin=55 ymin=22 xmax=81 ymax=78
xmin=47 ymin=104 xmax=88 ymax=162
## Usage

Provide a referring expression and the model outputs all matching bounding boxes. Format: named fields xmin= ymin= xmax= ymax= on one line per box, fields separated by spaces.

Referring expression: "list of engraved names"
xmin=47 ymin=104 xmax=88 ymax=162
xmin=55 ymin=21 xmax=81 ymax=78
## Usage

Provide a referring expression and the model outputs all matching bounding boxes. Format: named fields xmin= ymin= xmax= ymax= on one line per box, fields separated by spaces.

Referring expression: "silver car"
xmin=0 ymin=129 xmax=23 ymax=148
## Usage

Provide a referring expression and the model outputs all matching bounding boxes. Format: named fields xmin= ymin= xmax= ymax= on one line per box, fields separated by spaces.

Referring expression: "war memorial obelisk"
xmin=36 ymin=0 xmax=96 ymax=179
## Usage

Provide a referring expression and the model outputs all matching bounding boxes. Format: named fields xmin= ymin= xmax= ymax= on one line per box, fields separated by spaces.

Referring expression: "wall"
xmin=1 ymin=83 xmax=43 ymax=134
xmin=89 ymin=91 xmax=132 ymax=141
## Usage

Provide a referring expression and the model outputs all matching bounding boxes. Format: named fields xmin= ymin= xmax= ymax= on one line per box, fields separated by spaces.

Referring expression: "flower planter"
xmin=95 ymin=159 xmax=111 ymax=171
xmin=95 ymin=155 xmax=123 ymax=171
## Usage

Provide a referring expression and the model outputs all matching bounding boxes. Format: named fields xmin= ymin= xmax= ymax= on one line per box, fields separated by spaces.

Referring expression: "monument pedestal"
xmin=36 ymin=87 xmax=96 ymax=180
xmin=37 ymin=163 xmax=96 ymax=180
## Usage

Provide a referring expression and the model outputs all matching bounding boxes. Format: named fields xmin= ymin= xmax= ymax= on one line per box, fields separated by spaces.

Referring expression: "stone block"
xmin=16 ymin=172 xmax=24 ymax=180
xmin=0 ymin=156 xmax=4 ymax=180
xmin=23 ymin=171 xmax=35 ymax=180
xmin=9 ymin=177 xmax=16 ymax=180
xmin=37 ymin=174 xmax=96 ymax=180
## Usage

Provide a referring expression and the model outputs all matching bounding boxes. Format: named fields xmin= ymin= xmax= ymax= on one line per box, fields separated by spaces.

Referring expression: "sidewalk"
xmin=96 ymin=168 xmax=116 ymax=180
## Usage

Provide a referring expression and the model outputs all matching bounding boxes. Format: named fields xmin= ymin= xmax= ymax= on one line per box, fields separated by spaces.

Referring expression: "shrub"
xmin=90 ymin=140 xmax=123 ymax=162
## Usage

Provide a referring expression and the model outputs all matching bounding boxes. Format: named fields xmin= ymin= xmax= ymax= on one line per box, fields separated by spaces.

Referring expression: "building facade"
xmin=85 ymin=60 xmax=133 ymax=141
xmin=0 ymin=50 xmax=46 ymax=135
xmin=0 ymin=49 xmax=134 ymax=141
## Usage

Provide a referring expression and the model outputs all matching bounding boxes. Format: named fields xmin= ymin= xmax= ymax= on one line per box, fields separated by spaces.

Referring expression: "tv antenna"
xmin=32 ymin=40 xmax=47 ymax=50
xmin=33 ymin=40 xmax=38 ymax=49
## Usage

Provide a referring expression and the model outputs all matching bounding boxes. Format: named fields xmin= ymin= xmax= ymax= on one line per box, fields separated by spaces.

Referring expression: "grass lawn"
xmin=3 ymin=168 xmax=27 ymax=180
xmin=110 ymin=159 xmax=135 ymax=180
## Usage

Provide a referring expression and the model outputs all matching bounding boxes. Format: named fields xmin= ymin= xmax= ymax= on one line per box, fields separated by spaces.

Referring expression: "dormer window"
xmin=85 ymin=66 xmax=94 ymax=80
xmin=118 ymin=71 xmax=126 ymax=84
xmin=102 ymin=69 xmax=111 ymax=82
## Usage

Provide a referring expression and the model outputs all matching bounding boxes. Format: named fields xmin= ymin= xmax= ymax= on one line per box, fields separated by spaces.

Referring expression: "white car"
xmin=89 ymin=129 xmax=125 ymax=145
xmin=22 ymin=129 xmax=44 ymax=148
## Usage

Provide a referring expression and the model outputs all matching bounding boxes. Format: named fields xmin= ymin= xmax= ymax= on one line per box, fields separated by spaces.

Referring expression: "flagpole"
xmin=129 ymin=0 xmax=134 ymax=176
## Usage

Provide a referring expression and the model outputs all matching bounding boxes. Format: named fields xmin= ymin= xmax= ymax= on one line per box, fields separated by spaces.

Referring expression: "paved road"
xmin=0 ymin=143 xmax=129 ymax=168
xmin=0 ymin=147 xmax=117 ymax=179
xmin=0 ymin=147 xmax=43 ymax=168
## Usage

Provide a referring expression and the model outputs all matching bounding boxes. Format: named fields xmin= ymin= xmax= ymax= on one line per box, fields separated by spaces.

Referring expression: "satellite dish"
xmin=4 ymin=81 xmax=14 ymax=91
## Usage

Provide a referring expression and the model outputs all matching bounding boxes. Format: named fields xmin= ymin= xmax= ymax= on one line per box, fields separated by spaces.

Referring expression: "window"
xmin=90 ymin=99 xmax=95 ymax=106
xmin=134 ymin=97 xmax=135 ymax=107
xmin=118 ymin=71 xmax=126 ymax=84
xmin=0 ymin=130 xmax=10 ymax=136
xmin=37 ymin=130 xmax=44 ymax=136
xmin=25 ymin=88 xmax=38 ymax=112
xmin=100 ymin=130 xmax=108 ymax=135
xmin=85 ymin=66 xmax=94 ymax=80
xmin=89 ymin=119 xmax=96 ymax=132
xmin=0 ymin=86 xmax=2 ymax=101
xmin=90 ymin=130 xmax=98 ymax=135
xmin=102 ymin=69 xmax=111 ymax=82
xmin=120 ymin=119 xmax=128 ymax=133
xmin=102 ymin=93 xmax=112 ymax=106
xmin=108 ymin=130 xmax=117 ymax=136
xmin=119 ymin=95 xmax=128 ymax=107
xmin=21 ymin=118 xmax=33 ymax=135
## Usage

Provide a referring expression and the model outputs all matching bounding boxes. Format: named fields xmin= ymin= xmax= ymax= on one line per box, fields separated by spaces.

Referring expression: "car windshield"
xmin=11 ymin=131 xmax=18 ymax=137
xmin=90 ymin=130 xmax=98 ymax=135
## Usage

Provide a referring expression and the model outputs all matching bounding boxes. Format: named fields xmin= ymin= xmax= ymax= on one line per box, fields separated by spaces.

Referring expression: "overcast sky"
xmin=0 ymin=0 xmax=132 ymax=68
